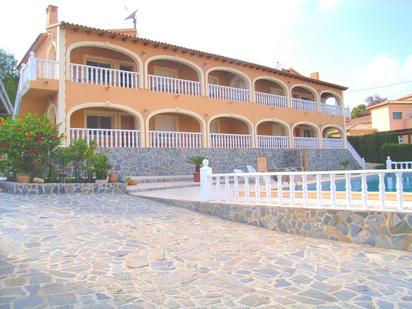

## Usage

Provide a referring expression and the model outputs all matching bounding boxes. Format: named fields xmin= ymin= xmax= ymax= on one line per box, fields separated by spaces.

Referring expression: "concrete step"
xmin=127 ymin=180 xmax=199 ymax=193
xmin=126 ymin=175 xmax=193 ymax=183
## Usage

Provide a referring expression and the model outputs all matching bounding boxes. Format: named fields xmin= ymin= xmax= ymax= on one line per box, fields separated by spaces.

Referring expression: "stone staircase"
xmin=126 ymin=175 xmax=199 ymax=193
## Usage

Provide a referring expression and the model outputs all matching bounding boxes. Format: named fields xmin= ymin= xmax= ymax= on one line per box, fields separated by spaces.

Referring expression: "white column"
xmin=56 ymin=27 xmax=67 ymax=145
xmin=200 ymin=159 xmax=212 ymax=201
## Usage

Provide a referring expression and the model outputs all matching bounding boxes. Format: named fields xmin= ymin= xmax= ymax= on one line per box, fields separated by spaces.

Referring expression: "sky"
xmin=1 ymin=0 xmax=411 ymax=108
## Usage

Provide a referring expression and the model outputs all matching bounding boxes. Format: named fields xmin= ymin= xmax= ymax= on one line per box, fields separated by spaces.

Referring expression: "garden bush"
xmin=381 ymin=143 xmax=412 ymax=162
xmin=347 ymin=132 xmax=399 ymax=163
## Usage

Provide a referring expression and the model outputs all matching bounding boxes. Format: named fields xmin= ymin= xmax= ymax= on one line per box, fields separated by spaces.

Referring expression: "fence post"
xmin=200 ymin=159 xmax=212 ymax=201
xmin=28 ymin=51 xmax=37 ymax=81
xmin=386 ymin=156 xmax=392 ymax=170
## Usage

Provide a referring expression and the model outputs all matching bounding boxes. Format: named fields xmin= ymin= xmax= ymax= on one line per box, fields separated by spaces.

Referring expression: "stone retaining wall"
xmin=0 ymin=181 xmax=126 ymax=195
xmin=105 ymin=148 xmax=359 ymax=177
xmin=143 ymin=196 xmax=412 ymax=251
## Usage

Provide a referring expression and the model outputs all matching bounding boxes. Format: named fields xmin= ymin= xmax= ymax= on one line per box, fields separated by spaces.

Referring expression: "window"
xmin=87 ymin=115 xmax=112 ymax=129
xmin=408 ymin=112 xmax=412 ymax=119
xmin=393 ymin=112 xmax=402 ymax=120
xmin=303 ymin=129 xmax=312 ymax=137
xmin=398 ymin=135 xmax=404 ymax=144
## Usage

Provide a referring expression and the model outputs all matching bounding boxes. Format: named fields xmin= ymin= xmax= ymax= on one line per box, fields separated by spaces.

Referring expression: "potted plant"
xmin=108 ymin=170 xmax=120 ymax=183
xmin=16 ymin=169 xmax=31 ymax=183
xmin=187 ymin=156 xmax=206 ymax=182
xmin=88 ymin=153 xmax=112 ymax=184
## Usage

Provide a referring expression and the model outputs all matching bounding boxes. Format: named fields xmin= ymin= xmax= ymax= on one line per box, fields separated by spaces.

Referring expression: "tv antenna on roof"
xmin=124 ymin=7 xmax=138 ymax=35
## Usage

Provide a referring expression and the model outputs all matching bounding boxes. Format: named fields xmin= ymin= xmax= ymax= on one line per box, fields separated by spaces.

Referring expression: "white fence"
xmin=347 ymin=142 xmax=366 ymax=169
xmin=293 ymin=137 xmax=319 ymax=149
xmin=208 ymin=84 xmax=249 ymax=102
xmin=255 ymin=92 xmax=287 ymax=108
xmin=70 ymin=128 xmax=140 ymax=148
xmin=256 ymin=135 xmax=289 ymax=149
xmin=200 ymin=160 xmax=412 ymax=211
xmin=70 ymin=64 xmax=139 ymax=89
xmin=323 ymin=138 xmax=344 ymax=149
xmin=209 ymin=133 xmax=251 ymax=148
xmin=148 ymin=75 xmax=201 ymax=96
xmin=320 ymin=104 xmax=342 ymax=116
xmin=291 ymin=98 xmax=317 ymax=112
xmin=386 ymin=156 xmax=412 ymax=170
xmin=149 ymin=131 xmax=203 ymax=148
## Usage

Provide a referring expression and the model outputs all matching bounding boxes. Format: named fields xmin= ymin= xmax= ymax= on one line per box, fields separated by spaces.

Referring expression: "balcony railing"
xmin=148 ymin=75 xmax=201 ymax=96
xmin=293 ymin=137 xmax=320 ymax=149
xmin=321 ymin=104 xmax=342 ymax=116
xmin=70 ymin=64 xmax=139 ymax=89
xmin=291 ymin=98 xmax=317 ymax=112
xmin=208 ymin=84 xmax=249 ymax=102
xmin=257 ymin=135 xmax=289 ymax=149
xmin=210 ymin=133 xmax=251 ymax=148
xmin=323 ymin=138 xmax=344 ymax=149
xmin=255 ymin=92 xmax=288 ymax=108
xmin=148 ymin=131 xmax=203 ymax=148
xmin=70 ymin=128 xmax=140 ymax=148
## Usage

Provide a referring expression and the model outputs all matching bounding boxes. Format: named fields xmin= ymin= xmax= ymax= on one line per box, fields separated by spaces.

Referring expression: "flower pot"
xmin=193 ymin=171 xmax=200 ymax=183
xmin=109 ymin=174 xmax=120 ymax=183
xmin=16 ymin=175 xmax=30 ymax=183
xmin=127 ymin=178 xmax=138 ymax=186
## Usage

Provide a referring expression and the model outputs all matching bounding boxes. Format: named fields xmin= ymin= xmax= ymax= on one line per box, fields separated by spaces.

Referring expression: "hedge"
xmin=347 ymin=132 xmax=399 ymax=163
xmin=381 ymin=143 xmax=412 ymax=162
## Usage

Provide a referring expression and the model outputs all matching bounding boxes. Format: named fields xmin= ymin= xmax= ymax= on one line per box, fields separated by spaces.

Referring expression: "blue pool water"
xmin=306 ymin=172 xmax=412 ymax=192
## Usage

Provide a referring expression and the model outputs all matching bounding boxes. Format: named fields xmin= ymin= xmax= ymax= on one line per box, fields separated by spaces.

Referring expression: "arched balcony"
xmin=320 ymin=92 xmax=343 ymax=116
xmin=147 ymin=111 xmax=204 ymax=148
xmin=209 ymin=116 xmax=252 ymax=148
xmin=147 ymin=58 xmax=202 ymax=97
xmin=69 ymin=105 xmax=142 ymax=148
xmin=322 ymin=126 xmax=345 ymax=149
xmin=256 ymin=120 xmax=289 ymax=149
xmin=291 ymin=86 xmax=318 ymax=112
xmin=69 ymin=46 xmax=140 ymax=89
xmin=207 ymin=69 xmax=250 ymax=102
xmin=292 ymin=123 xmax=320 ymax=149
xmin=254 ymin=78 xmax=288 ymax=108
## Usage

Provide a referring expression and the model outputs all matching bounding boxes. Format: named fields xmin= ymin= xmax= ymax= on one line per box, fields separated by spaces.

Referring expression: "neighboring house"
xmin=15 ymin=5 xmax=350 ymax=152
xmin=347 ymin=94 xmax=412 ymax=143
xmin=0 ymin=80 xmax=13 ymax=116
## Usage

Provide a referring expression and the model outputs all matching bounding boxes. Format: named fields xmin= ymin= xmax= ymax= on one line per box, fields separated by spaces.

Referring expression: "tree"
xmin=0 ymin=49 xmax=19 ymax=104
xmin=351 ymin=104 xmax=370 ymax=118
xmin=365 ymin=94 xmax=386 ymax=106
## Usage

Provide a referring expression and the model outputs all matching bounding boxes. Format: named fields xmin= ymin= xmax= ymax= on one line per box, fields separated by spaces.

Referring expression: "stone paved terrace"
xmin=0 ymin=194 xmax=412 ymax=308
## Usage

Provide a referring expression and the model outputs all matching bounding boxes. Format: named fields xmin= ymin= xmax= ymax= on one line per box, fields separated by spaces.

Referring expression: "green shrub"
xmin=87 ymin=153 xmax=112 ymax=180
xmin=0 ymin=114 xmax=62 ymax=179
xmin=381 ymin=143 xmax=412 ymax=162
xmin=348 ymin=132 xmax=399 ymax=163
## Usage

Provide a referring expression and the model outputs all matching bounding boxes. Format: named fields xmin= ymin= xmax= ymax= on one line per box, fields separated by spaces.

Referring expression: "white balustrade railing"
xmin=293 ymin=137 xmax=320 ymax=149
xmin=208 ymin=84 xmax=249 ymax=102
xmin=291 ymin=98 xmax=317 ymax=112
xmin=149 ymin=131 xmax=203 ymax=148
xmin=37 ymin=59 xmax=59 ymax=79
xmin=200 ymin=160 xmax=412 ymax=211
xmin=148 ymin=75 xmax=201 ymax=96
xmin=257 ymin=135 xmax=289 ymax=149
xmin=323 ymin=138 xmax=344 ymax=149
xmin=210 ymin=133 xmax=251 ymax=148
xmin=321 ymin=104 xmax=342 ymax=116
xmin=70 ymin=128 xmax=140 ymax=148
xmin=347 ymin=142 xmax=366 ymax=169
xmin=386 ymin=156 xmax=412 ymax=170
xmin=255 ymin=92 xmax=287 ymax=108
xmin=70 ymin=63 xmax=139 ymax=89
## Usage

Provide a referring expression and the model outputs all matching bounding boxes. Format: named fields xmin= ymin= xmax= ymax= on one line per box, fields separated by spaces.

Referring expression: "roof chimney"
xmin=310 ymin=72 xmax=319 ymax=80
xmin=46 ymin=5 xmax=58 ymax=27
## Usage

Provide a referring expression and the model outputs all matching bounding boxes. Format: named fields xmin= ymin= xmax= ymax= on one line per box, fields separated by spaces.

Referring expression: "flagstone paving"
xmin=0 ymin=193 xmax=411 ymax=308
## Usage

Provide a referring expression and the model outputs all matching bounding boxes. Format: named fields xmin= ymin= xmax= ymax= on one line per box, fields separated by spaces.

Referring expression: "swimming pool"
xmin=306 ymin=172 xmax=412 ymax=192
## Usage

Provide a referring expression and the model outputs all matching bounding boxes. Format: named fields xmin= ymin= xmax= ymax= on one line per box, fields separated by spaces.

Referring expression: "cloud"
xmin=345 ymin=54 xmax=412 ymax=107
xmin=319 ymin=0 xmax=340 ymax=12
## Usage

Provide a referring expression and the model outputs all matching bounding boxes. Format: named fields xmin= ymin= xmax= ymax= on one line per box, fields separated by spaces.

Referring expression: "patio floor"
xmin=0 ymin=193 xmax=411 ymax=308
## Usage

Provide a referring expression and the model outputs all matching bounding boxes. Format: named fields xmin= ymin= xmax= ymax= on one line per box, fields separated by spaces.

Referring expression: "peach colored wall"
xmin=257 ymin=122 xmax=287 ymax=135
xmin=148 ymin=113 xmax=200 ymax=132
xmin=208 ymin=70 xmax=246 ymax=88
xmin=148 ymin=60 xmax=198 ymax=81
xmin=71 ymin=47 xmax=136 ymax=70
xmin=291 ymin=87 xmax=315 ymax=101
xmin=294 ymin=125 xmax=316 ymax=137
xmin=20 ymin=96 xmax=48 ymax=115
xmin=387 ymin=104 xmax=412 ymax=131
xmin=255 ymin=80 xmax=284 ymax=95
xmin=70 ymin=108 xmax=138 ymax=129
xmin=371 ymin=106 xmax=391 ymax=131
xmin=212 ymin=117 xmax=248 ymax=134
